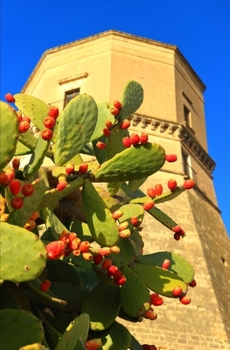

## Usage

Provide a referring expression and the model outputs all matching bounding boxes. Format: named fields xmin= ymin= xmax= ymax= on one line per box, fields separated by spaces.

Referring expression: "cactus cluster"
xmin=0 ymin=81 xmax=196 ymax=350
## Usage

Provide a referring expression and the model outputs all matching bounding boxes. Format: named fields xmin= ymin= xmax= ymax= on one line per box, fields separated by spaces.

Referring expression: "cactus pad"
xmin=0 ymin=102 xmax=18 ymax=171
xmin=0 ymin=309 xmax=44 ymax=350
xmin=119 ymin=81 xmax=144 ymax=121
xmin=132 ymin=263 xmax=188 ymax=297
xmin=100 ymin=321 xmax=131 ymax=350
xmin=82 ymin=281 xmax=120 ymax=331
xmin=0 ymin=222 xmax=47 ymax=282
xmin=82 ymin=180 xmax=119 ymax=246
xmin=92 ymin=143 xmax=165 ymax=182
xmin=54 ymin=94 xmax=98 ymax=165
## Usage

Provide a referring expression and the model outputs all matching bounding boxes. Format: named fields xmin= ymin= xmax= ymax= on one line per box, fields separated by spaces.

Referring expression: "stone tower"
xmin=22 ymin=30 xmax=230 ymax=350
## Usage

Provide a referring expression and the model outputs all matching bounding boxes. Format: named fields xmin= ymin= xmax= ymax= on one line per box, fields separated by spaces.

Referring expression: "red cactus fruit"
xmin=103 ymin=127 xmax=111 ymax=137
xmin=120 ymin=119 xmax=130 ymax=129
xmin=142 ymin=345 xmax=157 ymax=350
xmin=5 ymin=93 xmax=15 ymax=103
xmin=41 ymin=128 xmax=53 ymax=141
xmin=154 ymin=184 xmax=163 ymax=196
xmin=110 ymin=107 xmax=120 ymax=116
xmin=110 ymin=245 xmax=120 ymax=254
xmin=147 ymin=188 xmax=156 ymax=198
xmin=48 ymin=106 xmax=59 ymax=119
xmin=102 ymin=258 xmax=113 ymax=270
xmin=180 ymin=295 xmax=191 ymax=305
xmin=173 ymin=233 xmax=181 ymax=241
xmin=118 ymin=221 xmax=129 ymax=231
xmin=21 ymin=183 xmax=34 ymax=197
xmin=22 ymin=116 xmax=31 ymax=123
xmin=172 ymin=225 xmax=182 ymax=233
xmin=105 ymin=120 xmax=113 ymax=128
xmin=0 ymin=171 xmax=10 ymax=186
xmin=112 ymin=209 xmax=123 ymax=219
xmin=11 ymin=197 xmax=24 ymax=210
xmin=165 ymin=154 xmax=177 ymax=162
xmin=143 ymin=200 xmax=154 ymax=211
xmin=144 ymin=308 xmax=157 ymax=320
xmin=122 ymin=136 xmax=131 ymax=148
xmin=68 ymin=237 xmax=81 ymax=251
xmin=99 ymin=247 xmax=111 ymax=256
xmin=12 ymin=157 xmax=20 ymax=170
xmin=65 ymin=163 xmax=75 ymax=175
xmin=9 ymin=179 xmax=21 ymax=196
xmin=114 ymin=274 xmax=126 ymax=286
xmin=82 ymin=252 xmax=93 ymax=260
xmin=93 ymin=254 xmax=103 ymax=265
xmin=150 ymin=293 xmax=164 ymax=306
xmin=46 ymin=241 xmax=66 ymax=260
xmin=107 ymin=265 xmax=119 ymax=277
xmin=167 ymin=178 xmax=177 ymax=191
xmin=24 ymin=219 xmax=36 ymax=231
xmin=78 ymin=163 xmax=88 ymax=175
xmin=161 ymin=259 xmax=170 ymax=269
xmin=113 ymin=100 xmax=122 ymax=109
xmin=119 ymin=229 xmax=131 ymax=238
xmin=172 ymin=286 xmax=183 ymax=297
xmin=19 ymin=121 xmax=30 ymax=133
xmin=96 ymin=141 xmax=107 ymax=149
xmin=56 ymin=181 xmax=67 ymax=191
xmin=40 ymin=279 xmax=51 ymax=292
xmin=183 ymin=179 xmax=195 ymax=189
xmin=79 ymin=241 xmax=90 ymax=253
xmin=43 ymin=116 xmax=56 ymax=129
xmin=85 ymin=338 xmax=102 ymax=350
xmin=131 ymin=216 xmax=139 ymax=226
xmin=189 ymin=279 xmax=197 ymax=288
xmin=130 ymin=133 xmax=140 ymax=146
xmin=4 ymin=169 xmax=15 ymax=182
xmin=140 ymin=132 xmax=149 ymax=144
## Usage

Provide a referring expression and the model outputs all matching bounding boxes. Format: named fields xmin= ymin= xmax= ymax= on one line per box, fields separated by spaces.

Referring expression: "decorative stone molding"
xmin=58 ymin=72 xmax=88 ymax=85
xmin=128 ymin=113 xmax=216 ymax=175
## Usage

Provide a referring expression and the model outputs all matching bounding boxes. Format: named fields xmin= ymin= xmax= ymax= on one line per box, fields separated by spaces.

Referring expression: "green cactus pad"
xmin=90 ymin=102 xmax=115 ymax=141
xmin=129 ymin=334 xmax=146 ymax=350
xmin=0 ymin=309 xmax=44 ymax=350
xmin=82 ymin=281 xmax=120 ymax=331
xmin=119 ymin=266 xmax=150 ymax=318
xmin=92 ymin=143 xmax=165 ymax=182
xmin=15 ymin=141 xmax=32 ymax=156
xmin=106 ymin=124 xmax=129 ymax=160
xmin=119 ymin=81 xmax=144 ymax=121
xmin=100 ymin=321 xmax=131 ymax=350
xmin=18 ymin=132 xmax=37 ymax=152
xmin=0 ymin=102 xmax=18 ymax=171
xmin=46 ymin=259 xmax=82 ymax=287
xmin=14 ymin=94 xmax=50 ymax=131
xmin=54 ymin=94 xmax=98 ymax=165
xmin=137 ymin=251 xmax=195 ymax=284
xmin=107 ymin=181 xmax=121 ymax=196
xmin=24 ymin=135 xmax=50 ymax=177
xmin=145 ymin=206 xmax=178 ymax=231
xmin=7 ymin=178 xmax=47 ymax=227
xmin=131 ymin=263 xmax=188 ymax=297
xmin=118 ymin=203 xmax=144 ymax=230
xmin=154 ymin=187 xmax=185 ymax=204
xmin=54 ymin=313 xmax=90 ymax=350
xmin=82 ymin=180 xmax=119 ymax=246
xmin=38 ymin=177 xmax=84 ymax=211
xmin=50 ymin=282 xmax=85 ymax=312
xmin=0 ymin=222 xmax=47 ymax=282
xmin=110 ymin=237 xmax=137 ymax=268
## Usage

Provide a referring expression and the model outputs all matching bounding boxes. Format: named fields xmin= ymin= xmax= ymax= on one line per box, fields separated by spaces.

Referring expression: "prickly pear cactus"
xmin=0 ymin=82 xmax=196 ymax=350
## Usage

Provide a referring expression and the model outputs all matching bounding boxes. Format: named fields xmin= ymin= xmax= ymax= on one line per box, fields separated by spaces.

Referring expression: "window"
xmin=64 ymin=88 xmax=80 ymax=107
xmin=183 ymin=105 xmax=191 ymax=127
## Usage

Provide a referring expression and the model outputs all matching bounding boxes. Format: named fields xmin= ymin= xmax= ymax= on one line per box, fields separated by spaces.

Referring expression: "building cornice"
xmin=21 ymin=30 xmax=205 ymax=93
xmin=128 ymin=113 xmax=216 ymax=176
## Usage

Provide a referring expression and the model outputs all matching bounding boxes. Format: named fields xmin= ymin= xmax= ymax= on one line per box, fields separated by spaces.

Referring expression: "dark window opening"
xmin=182 ymin=151 xmax=190 ymax=177
xmin=64 ymin=88 xmax=80 ymax=107
xmin=183 ymin=105 xmax=191 ymax=127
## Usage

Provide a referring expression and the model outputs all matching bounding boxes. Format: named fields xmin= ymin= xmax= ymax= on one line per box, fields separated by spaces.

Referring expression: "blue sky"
xmin=1 ymin=1 xmax=230 ymax=235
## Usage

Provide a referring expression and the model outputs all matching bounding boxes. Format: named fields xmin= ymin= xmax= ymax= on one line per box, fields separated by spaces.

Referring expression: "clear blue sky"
xmin=1 ymin=1 xmax=230 ymax=235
